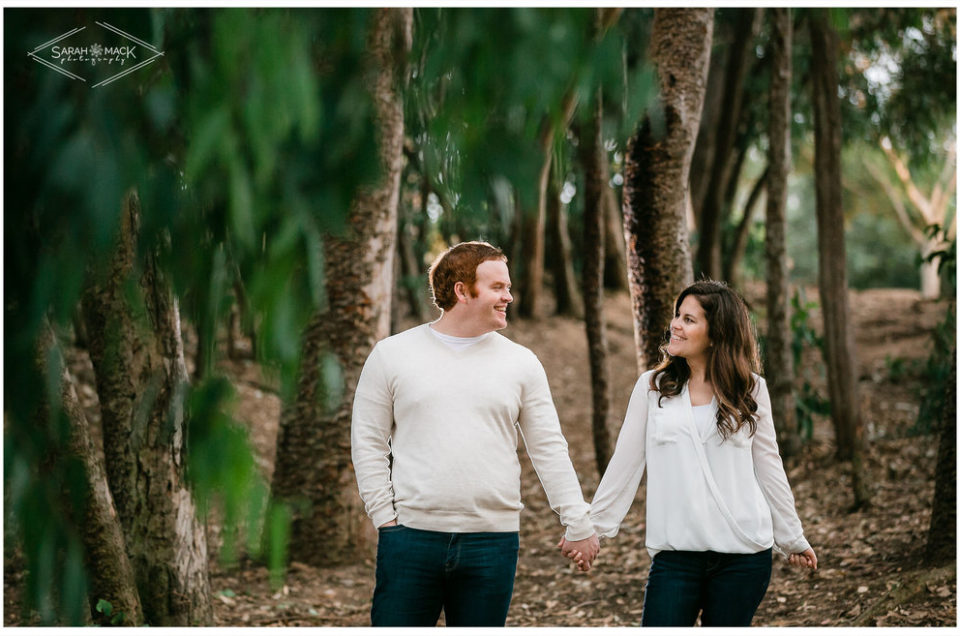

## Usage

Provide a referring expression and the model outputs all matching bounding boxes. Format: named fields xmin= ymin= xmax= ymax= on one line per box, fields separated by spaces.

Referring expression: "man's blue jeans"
xmin=371 ymin=525 xmax=520 ymax=626
xmin=641 ymin=548 xmax=773 ymax=626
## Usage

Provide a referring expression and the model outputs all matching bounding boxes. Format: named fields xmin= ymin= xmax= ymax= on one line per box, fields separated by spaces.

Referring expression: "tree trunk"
xmin=271 ymin=8 xmax=412 ymax=566
xmin=764 ymin=8 xmax=801 ymax=459
xmin=689 ymin=36 xmax=726 ymax=229
xmin=925 ymin=338 xmax=956 ymax=564
xmin=547 ymin=175 xmax=584 ymax=318
xmin=724 ymin=165 xmax=768 ymax=286
xmin=696 ymin=8 xmax=758 ymax=279
xmin=920 ymin=238 xmax=942 ymax=299
xmin=601 ymin=154 xmax=630 ymax=291
xmin=580 ymin=87 xmax=612 ymax=475
xmin=809 ymin=11 xmax=870 ymax=508
xmin=81 ymin=191 xmax=212 ymax=625
xmin=37 ymin=323 xmax=144 ymax=626
xmin=397 ymin=201 xmax=431 ymax=324
xmin=519 ymin=93 xmax=578 ymax=319
xmin=623 ymin=8 xmax=712 ymax=373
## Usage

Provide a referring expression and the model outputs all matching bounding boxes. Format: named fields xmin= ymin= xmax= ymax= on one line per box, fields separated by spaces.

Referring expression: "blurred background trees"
xmin=5 ymin=6 xmax=955 ymax=625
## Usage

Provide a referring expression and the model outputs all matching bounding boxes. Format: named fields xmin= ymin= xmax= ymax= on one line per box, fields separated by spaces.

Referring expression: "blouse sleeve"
xmin=751 ymin=376 xmax=812 ymax=555
xmin=589 ymin=373 xmax=651 ymax=539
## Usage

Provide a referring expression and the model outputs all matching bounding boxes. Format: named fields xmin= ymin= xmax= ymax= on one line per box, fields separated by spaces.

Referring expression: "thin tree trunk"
xmin=37 ymin=323 xmax=144 ymax=626
xmin=271 ymin=8 xmax=412 ymax=565
xmin=519 ymin=92 xmax=578 ymax=319
xmin=696 ymin=8 xmax=758 ymax=279
xmin=580 ymin=85 xmax=612 ymax=475
xmin=689 ymin=39 xmax=726 ymax=229
xmin=809 ymin=11 xmax=870 ymax=508
xmin=601 ymin=153 xmax=630 ymax=291
xmin=547 ymin=175 xmax=584 ymax=318
xmin=624 ymin=8 xmax=712 ymax=372
xmin=398 ymin=201 xmax=430 ymax=323
xmin=925 ymin=337 xmax=956 ymax=564
xmin=764 ymin=8 xmax=801 ymax=459
xmin=725 ymin=165 xmax=768 ymax=286
xmin=81 ymin=191 xmax=212 ymax=625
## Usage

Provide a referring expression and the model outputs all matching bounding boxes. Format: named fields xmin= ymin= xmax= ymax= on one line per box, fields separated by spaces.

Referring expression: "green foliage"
xmin=5 ymin=7 xmax=376 ymax=624
xmin=913 ymin=232 xmax=957 ymax=435
xmin=884 ymin=354 xmax=923 ymax=384
xmin=913 ymin=304 xmax=956 ymax=435
xmin=790 ymin=290 xmax=831 ymax=440
xmin=407 ymin=8 xmax=655 ymax=244
xmin=94 ymin=599 xmax=126 ymax=626
xmin=184 ymin=377 xmax=270 ymax=567
xmin=840 ymin=8 xmax=956 ymax=162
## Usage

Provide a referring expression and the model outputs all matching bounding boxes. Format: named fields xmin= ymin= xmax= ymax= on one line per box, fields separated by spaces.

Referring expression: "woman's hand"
xmin=788 ymin=547 xmax=817 ymax=570
xmin=558 ymin=535 xmax=599 ymax=572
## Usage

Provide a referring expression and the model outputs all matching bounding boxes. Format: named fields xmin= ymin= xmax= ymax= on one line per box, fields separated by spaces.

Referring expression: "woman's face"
xmin=667 ymin=295 xmax=712 ymax=362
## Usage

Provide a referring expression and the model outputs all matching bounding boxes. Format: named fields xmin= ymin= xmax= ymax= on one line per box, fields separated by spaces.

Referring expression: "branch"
xmin=930 ymin=147 xmax=957 ymax=224
xmin=863 ymin=159 xmax=926 ymax=245
xmin=880 ymin=137 xmax=934 ymax=225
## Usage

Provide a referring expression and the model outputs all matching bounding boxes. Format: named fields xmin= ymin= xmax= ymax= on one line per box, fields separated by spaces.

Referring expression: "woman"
xmin=564 ymin=280 xmax=817 ymax=627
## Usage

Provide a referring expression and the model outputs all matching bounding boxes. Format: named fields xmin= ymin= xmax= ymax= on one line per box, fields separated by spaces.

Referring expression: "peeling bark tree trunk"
xmin=696 ymin=8 xmax=757 ymax=279
xmin=271 ymin=8 xmax=412 ymax=566
xmin=623 ymin=8 xmax=711 ymax=372
xmin=81 ymin=191 xmax=212 ymax=625
xmin=37 ymin=323 xmax=144 ymax=626
xmin=580 ymin=86 xmax=612 ymax=475
xmin=764 ymin=8 xmax=801 ymax=459
xmin=925 ymin=337 xmax=956 ymax=564
xmin=547 ymin=176 xmax=583 ymax=318
xmin=809 ymin=11 xmax=870 ymax=509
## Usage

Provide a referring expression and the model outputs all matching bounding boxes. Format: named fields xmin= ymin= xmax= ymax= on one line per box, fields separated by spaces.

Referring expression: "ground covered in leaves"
xmin=5 ymin=287 xmax=956 ymax=627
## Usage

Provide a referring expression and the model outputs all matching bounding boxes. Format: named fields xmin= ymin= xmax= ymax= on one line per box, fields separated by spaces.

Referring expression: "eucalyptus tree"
xmin=622 ymin=8 xmax=713 ymax=372
xmin=271 ymin=7 xmax=413 ymax=566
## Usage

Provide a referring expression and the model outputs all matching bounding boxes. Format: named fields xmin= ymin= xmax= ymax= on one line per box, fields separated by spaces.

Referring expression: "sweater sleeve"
xmin=517 ymin=355 xmax=595 ymax=541
xmin=589 ymin=373 xmax=650 ymax=538
xmin=751 ymin=376 xmax=811 ymax=555
xmin=350 ymin=345 xmax=398 ymax=530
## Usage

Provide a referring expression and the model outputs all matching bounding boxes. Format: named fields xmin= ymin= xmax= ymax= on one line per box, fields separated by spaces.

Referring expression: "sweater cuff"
xmin=563 ymin=515 xmax=596 ymax=542
xmin=370 ymin=506 xmax=398 ymax=530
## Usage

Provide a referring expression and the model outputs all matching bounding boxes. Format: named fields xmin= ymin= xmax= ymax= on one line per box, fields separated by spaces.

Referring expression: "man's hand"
xmin=788 ymin=547 xmax=817 ymax=570
xmin=557 ymin=533 xmax=600 ymax=572
xmin=378 ymin=519 xmax=398 ymax=528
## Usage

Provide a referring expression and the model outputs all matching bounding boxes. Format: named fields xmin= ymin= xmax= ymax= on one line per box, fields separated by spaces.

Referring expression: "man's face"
xmin=464 ymin=259 xmax=513 ymax=332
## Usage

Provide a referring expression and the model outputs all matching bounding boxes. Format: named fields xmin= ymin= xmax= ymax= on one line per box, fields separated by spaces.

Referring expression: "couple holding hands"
xmin=352 ymin=241 xmax=817 ymax=627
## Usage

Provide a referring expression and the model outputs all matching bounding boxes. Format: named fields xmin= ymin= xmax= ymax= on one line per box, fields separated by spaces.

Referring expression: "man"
xmin=351 ymin=241 xmax=599 ymax=627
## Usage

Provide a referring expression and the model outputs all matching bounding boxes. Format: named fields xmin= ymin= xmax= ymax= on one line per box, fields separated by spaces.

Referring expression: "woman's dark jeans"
xmin=371 ymin=525 xmax=520 ymax=627
xmin=641 ymin=548 xmax=773 ymax=626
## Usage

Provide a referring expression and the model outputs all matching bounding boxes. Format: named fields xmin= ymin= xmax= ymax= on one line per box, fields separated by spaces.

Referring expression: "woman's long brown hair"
xmin=650 ymin=280 xmax=762 ymax=438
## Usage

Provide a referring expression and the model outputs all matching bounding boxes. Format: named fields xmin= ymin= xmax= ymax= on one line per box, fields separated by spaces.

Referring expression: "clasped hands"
xmin=557 ymin=533 xmax=600 ymax=572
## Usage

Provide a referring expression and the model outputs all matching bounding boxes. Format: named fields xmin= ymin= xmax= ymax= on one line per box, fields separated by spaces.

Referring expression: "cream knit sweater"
xmin=351 ymin=324 xmax=595 ymax=540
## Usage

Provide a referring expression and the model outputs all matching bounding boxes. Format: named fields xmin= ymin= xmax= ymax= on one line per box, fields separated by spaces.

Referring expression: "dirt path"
xmin=5 ymin=288 xmax=954 ymax=626
xmin=205 ymin=286 xmax=954 ymax=627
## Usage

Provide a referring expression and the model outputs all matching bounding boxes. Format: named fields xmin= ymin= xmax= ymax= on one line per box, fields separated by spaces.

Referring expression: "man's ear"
xmin=453 ymin=281 xmax=469 ymax=303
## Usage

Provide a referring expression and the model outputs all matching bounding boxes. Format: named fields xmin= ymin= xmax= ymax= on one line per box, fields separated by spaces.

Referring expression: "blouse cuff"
xmin=777 ymin=534 xmax=811 ymax=556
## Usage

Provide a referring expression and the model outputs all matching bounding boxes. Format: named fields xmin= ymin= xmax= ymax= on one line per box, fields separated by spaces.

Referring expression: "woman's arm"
xmin=589 ymin=373 xmax=652 ymax=538
xmin=751 ymin=376 xmax=813 ymax=556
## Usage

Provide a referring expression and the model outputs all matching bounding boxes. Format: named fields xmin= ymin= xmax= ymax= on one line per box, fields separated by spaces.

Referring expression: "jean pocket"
xmin=378 ymin=524 xmax=406 ymax=533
